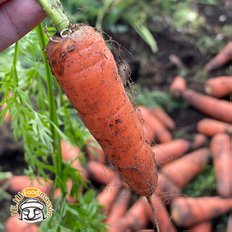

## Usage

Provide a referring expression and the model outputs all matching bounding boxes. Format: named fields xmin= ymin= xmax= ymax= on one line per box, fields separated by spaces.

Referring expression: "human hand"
xmin=0 ymin=0 xmax=46 ymax=52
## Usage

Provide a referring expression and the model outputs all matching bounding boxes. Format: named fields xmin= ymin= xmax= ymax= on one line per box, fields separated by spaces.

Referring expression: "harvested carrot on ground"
xmin=61 ymin=140 xmax=87 ymax=179
xmin=152 ymin=139 xmax=191 ymax=167
xmin=138 ymin=106 xmax=172 ymax=143
xmin=85 ymin=138 xmax=106 ymax=163
xmin=183 ymin=89 xmax=232 ymax=123
xmin=170 ymin=76 xmax=187 ymax=98
xmin=45 ymin=17 xmax=158 ymax=198
xmin=155 ymin=173 xmax=181 ymax=201
xmin=87 ymin=161 xmax=118 ymax=185
xmin=210 ymin=133 xmax=232 ymax=198
xmin=171 ymin=196 xmax=232 ymax=227
xmin=106 ymin=188 xmax=131 ymax=226
xmin=116 ymin=198 xmax=149 ymax=231
xmin=6 ymin=175 xmax=52 ymax=195
xmin=5 ymin=216 xmax=39 ymax=232
xmin=150 ymin=107 xmax=176 ymax=130
xmin=144 ymin=194 xmax=177 ymax=232
xmin=161 ymin=148 xmax=210 ymax=188
xmin=97 ymin=181 xmax=122 ymax=215
xmin=205 ymin=76 xmax=232 ymax=97
xmin=227 ymin=214 xmax=232 ymax=232
xmin=197 ymin=118 xmax=232 ymax=136
xmin=204 ymin=42 xmax=232 ymax=72
xmin=188 ymin=221 xmax=212 ymax=232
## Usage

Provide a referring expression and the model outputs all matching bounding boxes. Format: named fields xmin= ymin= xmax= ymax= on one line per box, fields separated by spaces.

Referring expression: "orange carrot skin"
xmin=188 ymin=221 xmax=212 ymax=232
xmin=183 ymin=89 xmax=232 ymax=123
xmin=171 ymin=196 xmax=232 ymax=227
xmin=210 ymin=133 xmax=232 ymax=198
xmin=152 ymin=139 xmax=191 ymax=167
xmin=170 ymin=76 xmax=187 ymax=98
xmin=205 ymin=76 xmax=232 ymax=97
xmin=47 ymin=24 xmax=157 ymax=197
xmin=204 ymin=42 xmax=232 ymax=72
xmin=197 ymin=118 xmax=232 ymax=136
xmin=144 ymin=194 xmax=177 ymax=232
xmin=161 ymin=148 xmax=210 ymax=188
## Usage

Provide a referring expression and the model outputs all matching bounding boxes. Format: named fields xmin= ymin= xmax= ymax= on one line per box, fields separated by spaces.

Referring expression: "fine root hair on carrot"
xmin=147 ymin=196 xmax=160 ymax=232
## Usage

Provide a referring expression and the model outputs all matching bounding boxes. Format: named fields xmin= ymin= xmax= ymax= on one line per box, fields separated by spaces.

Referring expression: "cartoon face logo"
xmin=19 ymin=198 xmax=47 ymax=223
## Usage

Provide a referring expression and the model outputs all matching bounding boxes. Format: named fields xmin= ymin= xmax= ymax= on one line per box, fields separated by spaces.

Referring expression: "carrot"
xmin=204 ymin=42 xmax=232 ymax=72
xmin=170 ymin=76 xmax=187 ymax=98
xmin=150 ymin=107 xmax=175 ymax=130
xmin=183 ymin=89 xmax=232 ymax=123
xmin=61 ymin=140 xmax=87 ymax=179
xmin=5 ymin=216 xmax=39 ymax=232
xmin=87 ymin=161 xmax=118 ymax=185
xmin=144 ymin=194 xmax=177 ymax=232
xmin=97 ymin=181 xmax=122 ymax=214
xmin=47 ymin=24 xmax=157 ymax=197
xmin=197 ymin=118 xmax=232 ymax=136
xmin=205 ymin=76 xmax=232 ymax=97
xmin=116 ymin=198 xmax=149 ymax=231
xmin=138 ymin=106 xmax=172 ymax=143
xmin=106 ymin=188 xmax=131 ymax=225
xmin=85 ymin=138 xmax=106 ymax=163
xmin=188 ymin=221 xmax=212 ymax=232
xmin=190 ymin=133 xmax=208 ymax=150
xmin=227 ymin=214 xmax=232 ymax=232
xmin=152 ymin=139 xmax=191 ymax=167
xmin=155 ymin=173 xmax=181 ymax=201
xmin=210 ymin=133 xmax=232 ymax=197
xmin=161 ymin=148 xmax=210 ymax=188
xmin=7 ymin=175 xmax=52 ymax=195
xmin=171 ymin=196 xmax=232 ymax=227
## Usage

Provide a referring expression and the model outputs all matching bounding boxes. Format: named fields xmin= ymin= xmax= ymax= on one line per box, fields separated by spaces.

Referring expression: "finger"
xmin=0 ymin=0 xmax=46 ymax=52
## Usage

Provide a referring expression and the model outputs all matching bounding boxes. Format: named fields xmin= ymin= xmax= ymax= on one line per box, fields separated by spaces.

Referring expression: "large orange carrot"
xmin=197 ymin=118 xmax=232 ymax=136
xmin=205 ymin=76 xmax=232 ymax=97
xmin=144 ymin=194 xmax=177 ymax=232
xmin=227 ymin=214 xmax=232 ymax=232
xmin=97 ymin=181 xmax=122 ymax=214
xmin=170 ymin=76 xmax=187 ymax=98
xmin=7 ymin=175 xmax=52 ymax=195
xmin=138 ymin=106 xmax=172 ymax=143
xmin=61 ymin=140 xmax=87 ymax=178
xmin=210 ymin=133 xmax=232 ymax=197
xmin=204 ymin=42 xmax=232 ymax=72
xmin=5 ymin=216 xmax=39 ymax=232
xmin=171 ymin=196 xmax=232 ymax=227
xmin=188 ymin=221 xmax=212 ymax=232
xmin=106 ymin=188 xmax=131 ymax=225
xmin=161 ymin=148 xmax=210 ymax=188
xmin=85 ymin=138 xmax=106 ymax=163
xmin=183 ymin=89 xmax=232 ymax=123
xmin=152 ymin=139 xmax=191 ymax=167
xmin=87 ymin=161 xmax=118 ymax=185
xmin=150 ymin=107 xmax=176 ymax=130
xmin=47 ymin=24 xmax=157 ymax=197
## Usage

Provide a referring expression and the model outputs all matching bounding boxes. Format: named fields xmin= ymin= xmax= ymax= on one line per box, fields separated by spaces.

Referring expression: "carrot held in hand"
xmin=170 ymin=76 xmax=187 ymax=98
xmin=197 ymin=118 xmax=232 ymax=136
xmin=161 ymin=148 xmax=210 ymax=188
xmin=204 ymin=42 xmax=232 ymax=72
xmin=171 ymin=196 xmax=232 ymax=227
xmin=46 ymin=24 xmax=158 ymax=197
xmin=183 ymin=89 xmax=232 ymax=123
xmin=210 ymin=133 xmax=232 ymax=198
xmin=205 ymin=76 xmax=232 ymax=97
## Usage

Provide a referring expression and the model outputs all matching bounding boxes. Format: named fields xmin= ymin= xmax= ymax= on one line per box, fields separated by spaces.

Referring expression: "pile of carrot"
xmin=2 ymin=26 xmax=232 ymax=232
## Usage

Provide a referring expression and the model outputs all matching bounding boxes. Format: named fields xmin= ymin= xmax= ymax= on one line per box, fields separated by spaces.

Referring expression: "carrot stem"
xmin=147 ymin=196 xmax=160 ymax=232
xmin=37 ymin=0 xmax=70 ymax=33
